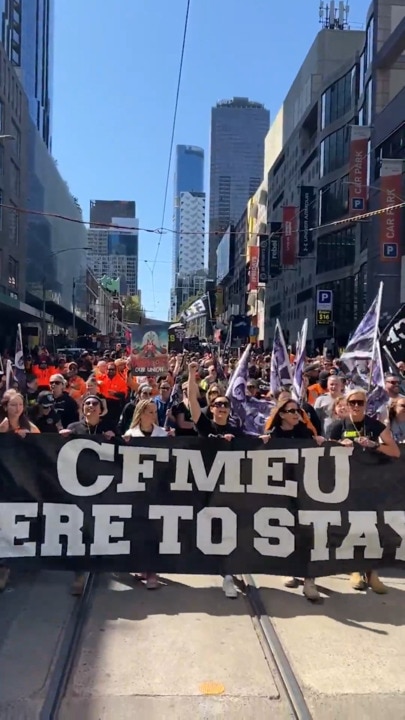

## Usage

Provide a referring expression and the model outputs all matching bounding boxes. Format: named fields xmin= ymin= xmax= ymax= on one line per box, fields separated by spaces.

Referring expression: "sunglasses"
xmin=387 ymin=380 xmax=400 ymax=385
xmin=50 ymin=381 xmax=62 ymax=386
xmin=348 ymin=399 xmax=365 ymax=407
xmin=84 ymin=401 xmax=100 ymax=408
xmin=161 ymin=386 xmax=170 ymax=391
xmin=283 ymin=408 xmax=299 ymax=415
xmin=213 ymin=401 xmax=229 ymax=409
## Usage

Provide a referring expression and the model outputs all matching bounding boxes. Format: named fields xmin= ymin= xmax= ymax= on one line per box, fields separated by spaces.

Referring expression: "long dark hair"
xmin=5 ymin=392 xmax=31 ymax=431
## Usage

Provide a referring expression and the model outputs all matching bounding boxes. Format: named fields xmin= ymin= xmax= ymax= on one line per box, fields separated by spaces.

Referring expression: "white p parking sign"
xmin=317 ymin=290 xmax=333 ymax=311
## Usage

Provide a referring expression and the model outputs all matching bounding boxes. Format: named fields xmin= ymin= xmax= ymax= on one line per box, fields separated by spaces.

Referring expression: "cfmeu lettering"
xmin=55 ymin=439 xmax=354 ymax=501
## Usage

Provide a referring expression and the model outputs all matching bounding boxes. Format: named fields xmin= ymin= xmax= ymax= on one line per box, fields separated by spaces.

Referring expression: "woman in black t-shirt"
xmin=187 ymin=361 xmax=242 ymax=599
xmin=328 ymin=387 xmax=399 ymax=595
xmin=262 ymin=397 xmax=324 ymax=602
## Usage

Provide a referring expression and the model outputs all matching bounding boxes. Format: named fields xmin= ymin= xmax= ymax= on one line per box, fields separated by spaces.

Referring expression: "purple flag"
xmin=292 ymin=318 xmax=308 ymax=402
xmin=226 ymin=345 xmax=273 ymax=435
xmin=270 ymin=319 xmax=293 ymax=396
xmin=340 ymin=284 xmax=383 ymax=374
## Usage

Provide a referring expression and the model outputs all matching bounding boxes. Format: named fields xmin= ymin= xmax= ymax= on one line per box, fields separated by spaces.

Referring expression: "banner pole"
xmin=368 ymin=282 xmax=384 ymax=393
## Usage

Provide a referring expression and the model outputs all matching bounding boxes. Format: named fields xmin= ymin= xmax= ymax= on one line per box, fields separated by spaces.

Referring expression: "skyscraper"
xmin=170 ymin=145 xmax=205 ymax=320
xmin=0 ymin=0 xmax=54 ymax=148
xmin=208 ymin=97 xmax=269 ymax=278
xmin=87 ymin=200 xmax=139 ymax=296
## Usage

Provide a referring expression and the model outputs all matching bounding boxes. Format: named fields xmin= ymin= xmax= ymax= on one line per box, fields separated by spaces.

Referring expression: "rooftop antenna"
xmin=319 ymin=1 xmax=350 ymax=29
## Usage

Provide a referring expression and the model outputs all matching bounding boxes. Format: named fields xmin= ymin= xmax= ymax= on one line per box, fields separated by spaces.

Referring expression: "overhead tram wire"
xmin=150 ymin=0 xmax=191 ymax=307
xmin=1 ymin=138 xmax=399 ymax=247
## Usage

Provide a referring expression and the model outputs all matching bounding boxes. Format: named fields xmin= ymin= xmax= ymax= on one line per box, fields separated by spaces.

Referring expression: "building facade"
xmin=87 ymin=200 xmax=139 ymax=297
xmin=260 ymin=21 xmax=365 ymax=347
xmin=0 ymin=0 xmax=54 ymax=149
xmin=170 ymin=145 xmax=205 ymax=320
xmin=208 ymin=97 xmax=269 ymax=280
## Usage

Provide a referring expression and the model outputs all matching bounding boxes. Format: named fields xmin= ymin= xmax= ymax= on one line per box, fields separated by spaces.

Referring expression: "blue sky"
xmin=52 ymin=0 xmax=371 ymax=321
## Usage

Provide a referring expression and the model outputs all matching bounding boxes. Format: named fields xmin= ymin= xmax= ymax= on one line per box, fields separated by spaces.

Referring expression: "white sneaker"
xmin=303 ymin=578 xmax=320 ymax=601
xmin=284 ymin=576 xmax=299 ymax=588
xmin=222 ymin=575 xmax=238 ymax=598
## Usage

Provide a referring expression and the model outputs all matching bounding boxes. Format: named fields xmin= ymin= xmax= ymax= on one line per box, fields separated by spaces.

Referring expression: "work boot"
xmin=367 ymin=570 xmax=388 ymax=594
xmin=71 ymin=572 xmax=86 ymax=596
xmin=303 ymin=578 xmax=320 ymax=601
xmin=350 ymin=572 xmax=367 ymax=590
xmin=0 ymin=566 xmax=10 ymax=591
xmin=284 ymin=576 xmax=299 ymax=588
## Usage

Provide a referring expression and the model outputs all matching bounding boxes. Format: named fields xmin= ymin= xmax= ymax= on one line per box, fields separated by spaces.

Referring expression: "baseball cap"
xmin=37 ymin=391 xmax=55 ymax=408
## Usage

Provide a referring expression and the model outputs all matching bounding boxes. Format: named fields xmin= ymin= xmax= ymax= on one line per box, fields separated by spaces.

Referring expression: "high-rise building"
xmin=170 ymin=145 xmax=205 ymax=320
xmin=208 ymin=97 xmax=269 ymax=278
xmin=87 ymin=200 xmax=139 ymax=297
xmin=0 ymin=0 xmax=54 ymax=149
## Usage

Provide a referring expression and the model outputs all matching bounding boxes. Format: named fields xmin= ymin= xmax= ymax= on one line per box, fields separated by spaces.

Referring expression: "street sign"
xmin=316 ymin=289 xmax=333 ymax=326
xmin=316 ymin=289 xmax=333 ymax=311
xmin=383 ymin=243 xmax=398 ymax=258
xmin=351 ymin=198 xmax=365 ymax=212
xmin=317 ymin=310 xmax=332 ymax=325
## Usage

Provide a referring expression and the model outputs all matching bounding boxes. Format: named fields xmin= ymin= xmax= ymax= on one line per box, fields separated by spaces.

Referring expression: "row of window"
xmin=316 ymin=227 xmax=356 ymax=275
xmin=0 ymin=100 xmax=21 ymax=159
xmin=320 ymin=125 xmax=351 ymax=177
xmin=359 ymin=17 xmax=374 ymax=96
xmin=375 ymin=123 xmax=405 ymax=178
xmin=0 ymin=49 xmax=23 ymax=122
xmin=358 ymin=79 xmax=373 ymax=127
xmin=318 ymin=174 xmax=349 ymax=224
xmin=321 ymin=67 xmax=356 ymax=130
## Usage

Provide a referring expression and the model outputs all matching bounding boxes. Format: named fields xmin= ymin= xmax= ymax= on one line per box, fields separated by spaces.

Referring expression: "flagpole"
xmin=368 ymin=282 xmax=384 ymax=393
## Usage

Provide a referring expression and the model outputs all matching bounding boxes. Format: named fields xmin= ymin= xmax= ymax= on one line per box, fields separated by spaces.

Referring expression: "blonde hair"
xmin=345 ymin=387 xmax=367 ymax=402
xmin=130 ymin=399 xmax=156 ymax=429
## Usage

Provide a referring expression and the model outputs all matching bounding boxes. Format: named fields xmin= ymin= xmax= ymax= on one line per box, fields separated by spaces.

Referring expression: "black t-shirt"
xmin=270 ymin=423 xmax=314 ymax=440
xmin=172 ymin=401 xmax=197 ymax=436
xmin=67 ymin=417 xmax=115 ymax=435
xmin=195 ymin=412 xmax=243 ymax=438
xmin=329 ymin=415 xmax=386 ymax=442
xmin=34 ymin=409 xmax=61 ymax=433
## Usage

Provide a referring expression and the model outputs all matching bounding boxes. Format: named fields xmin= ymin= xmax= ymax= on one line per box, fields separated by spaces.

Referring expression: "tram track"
xmin=242 ymin=574 xmax=313 ymax=720
xmin=39 ymin=572 xmax=96 ymax=720
xmin=38 ymin=572 xmax=311 ymax=719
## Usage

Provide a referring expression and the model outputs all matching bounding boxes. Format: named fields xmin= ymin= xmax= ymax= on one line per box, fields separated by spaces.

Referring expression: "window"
xmin=320 ymin=67 xmax=356 ymax=130
xmin=374 ymin=123 xmax=405 ymax=178
xmin=320 ymin=126 xmax=350 ymax=176
xmin=319 ymin=175 xmax=349 ymax=224
xmin=0 ymin=100 xmax=4 ymax=132
xmin=316 ymin=226 xmax=355 ymax=274
xmin=12 ymin=121 xmax=20 ymax=158
xmin=359 ymin=53 xmax=365 ymax=95
xmin=0 ymin=144 xmax=3 ymax=176
xmin=8 ymin=256 xmax=18 ymax=290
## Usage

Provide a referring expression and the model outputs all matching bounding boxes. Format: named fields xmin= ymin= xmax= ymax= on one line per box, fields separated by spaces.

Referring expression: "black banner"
xmin=1 ymin=436 xmax=405 ymax=577
xmin=180 ymin=295 xmax=210 ymax=323
xmin=380 ymin=304 xmax=405 ymax=363
xmin=299 ymin=186 xmax=315 ymax=256
xmin=168 ymin=324 xmax=186 ymax=353
xmin=269 ymin=222 xmax=282 ymax=278
xmin=258 ymin=234 xmax=269 ymax=284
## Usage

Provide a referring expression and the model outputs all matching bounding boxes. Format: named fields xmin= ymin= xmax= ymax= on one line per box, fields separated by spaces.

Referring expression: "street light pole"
xmin=41 ymin=246 xmax=90 ymax=345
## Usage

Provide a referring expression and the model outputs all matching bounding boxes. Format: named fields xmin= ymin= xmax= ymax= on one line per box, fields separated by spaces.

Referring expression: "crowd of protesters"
xmin=0 ymin=342 xmax=403 ymax=601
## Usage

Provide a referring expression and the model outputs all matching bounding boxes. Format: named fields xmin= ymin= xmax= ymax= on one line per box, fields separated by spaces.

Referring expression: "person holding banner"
xmin=328 ymin=388 xmax=399 ymax=594
xmin=187 ymin=361 xmax=243 ymax=599
xmin=261 ymin=397 xmax=324 ymax=602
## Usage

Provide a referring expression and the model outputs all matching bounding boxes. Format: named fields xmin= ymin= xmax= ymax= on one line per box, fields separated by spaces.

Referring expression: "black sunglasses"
xmin=50 ymin=381 xmax=62 ymax=386
xmin=213 ymin=401 xmax=229 ymax=409
xmin=348 ymin=399 xmax=365 ymax=407
xmin=283 ymin=408 xmax=299 ymax=415
xmin=84 ymin=400 xmax=100 ymax=407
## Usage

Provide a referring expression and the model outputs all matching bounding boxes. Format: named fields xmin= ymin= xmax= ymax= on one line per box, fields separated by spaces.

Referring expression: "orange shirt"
xmin=307 ymin=383 xmax=327 ymax=406
xmin=67 ymin=376 xmax=87 ymax=402
xmin=100 ymin=373 xmax=128 ymax=401
xmin=33 ymin=365 xmax=56 ymax=388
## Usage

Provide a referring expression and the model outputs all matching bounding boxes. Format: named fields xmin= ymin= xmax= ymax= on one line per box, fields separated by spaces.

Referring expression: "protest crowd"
xmin=0 ymin=287 xmax=404 ymax=603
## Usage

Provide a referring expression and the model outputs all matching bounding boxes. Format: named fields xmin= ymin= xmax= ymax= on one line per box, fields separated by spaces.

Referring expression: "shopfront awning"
xmin=0 ymin=291 xmax=53 ymax=323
